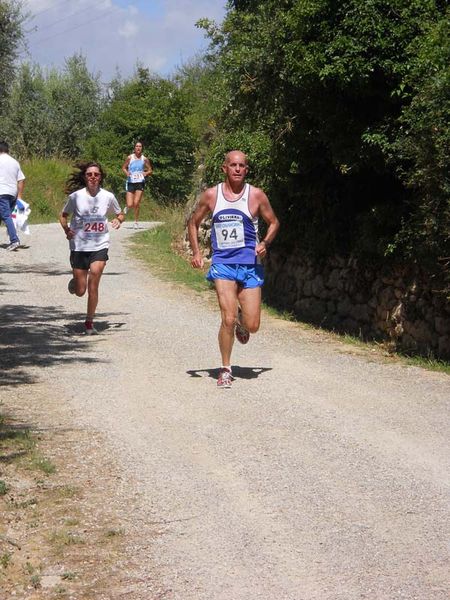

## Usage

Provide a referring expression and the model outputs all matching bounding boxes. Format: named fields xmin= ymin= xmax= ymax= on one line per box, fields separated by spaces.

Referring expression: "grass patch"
xmin=62 ymin=570 xmax=77 ymax=581
xmin=132 ymin=228 xmax=209 ymax=292
xmin=1 ymin=552 xmax=12 ymax=569
xmin=28 ymin=454 xmax=56 ymax=475
xmin=22 ymin=158 xmax=72 ymax=223
xmin=104 ymin=528 xmax=125 ymax=539
xmin=48 ymin=530 xmax=85 ymax=550
xmin=399 ymin=353 xmax=450 ymax=374
xmin=130 ymin=202 xmax=210 ymax=293
xmin=30 ymin=572 xmax=41 ymax=588
xmin=53 ymin=485 xmax=80 ymax=499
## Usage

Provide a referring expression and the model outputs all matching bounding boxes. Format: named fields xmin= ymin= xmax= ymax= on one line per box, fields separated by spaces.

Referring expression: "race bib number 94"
xmin=214 ymin=221 xmax=245 ymax=249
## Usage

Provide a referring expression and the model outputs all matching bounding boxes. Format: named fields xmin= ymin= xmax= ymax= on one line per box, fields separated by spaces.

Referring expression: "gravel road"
xmin=1 ymin=223 xmax=449 ymax=599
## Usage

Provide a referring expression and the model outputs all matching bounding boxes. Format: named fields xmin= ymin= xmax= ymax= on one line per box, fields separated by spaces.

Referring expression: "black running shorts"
xmin=70 ymin=248 xmax=109 ymax=270
xmin=126 ymin=181 xmax=145 ymax=192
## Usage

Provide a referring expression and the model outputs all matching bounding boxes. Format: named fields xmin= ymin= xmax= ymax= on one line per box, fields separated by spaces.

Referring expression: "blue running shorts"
xmin=206 ymin=263 xmax=264 ymax=288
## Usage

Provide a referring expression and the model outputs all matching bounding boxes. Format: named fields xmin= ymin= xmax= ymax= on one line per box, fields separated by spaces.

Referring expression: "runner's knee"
xmin=222 ymin=314 xmax=236 ymax=330
xmin=246 ymin=319 xmax=260 ymax=334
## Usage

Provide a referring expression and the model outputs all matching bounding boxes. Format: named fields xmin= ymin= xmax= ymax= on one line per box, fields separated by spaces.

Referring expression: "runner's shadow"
xmin=63 ymin=313 xmax=128 ymax=336
xmin=187 ymin=366 xmax=272 ymax=380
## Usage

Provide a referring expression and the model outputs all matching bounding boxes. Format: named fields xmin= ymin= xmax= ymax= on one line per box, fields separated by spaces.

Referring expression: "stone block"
xmin=438 ymin=335 xmax=450 ymax=358
xmin=303 ymin=279 xmax=313 ymax=296
xmin=311 ymin=274 xmax=325 ymax=297
xmin=435 ymin=317 xmax=450 ymax=336
xmin=337 ymin=297 xmax=353 ymax=317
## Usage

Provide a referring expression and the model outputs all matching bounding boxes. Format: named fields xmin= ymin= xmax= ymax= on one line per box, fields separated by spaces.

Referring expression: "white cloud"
xmin=21 ymin=0 xmax=226 ymax=79
xmin=118 ymin=20 xmax=138 ymax=39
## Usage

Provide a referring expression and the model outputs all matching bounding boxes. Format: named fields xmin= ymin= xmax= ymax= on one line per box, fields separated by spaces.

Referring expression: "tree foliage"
xmin=0 ymin=0 xmax=26 ymax=117
xmin=85 ymin=68 xmax=195 ymax=202
xmin=4 ymin=55 xmax=103 ymax=159
xmin=199 ymin=0 xmax=449 ymax=262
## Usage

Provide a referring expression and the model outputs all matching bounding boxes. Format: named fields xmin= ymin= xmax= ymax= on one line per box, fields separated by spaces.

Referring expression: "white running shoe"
xmin=123 ymin=206 xmax=128 ymax=214
xmin=6 ymin=241 xmax=20 ymax=251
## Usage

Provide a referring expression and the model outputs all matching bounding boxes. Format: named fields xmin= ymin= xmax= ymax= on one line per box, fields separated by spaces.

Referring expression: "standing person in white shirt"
xmin=59 ymin=162 xmax=125 ymax=335
xmin=0 ymin=140 xmax=26 ymax=251
xmin=121 ymin=141 xmax=152 ymax=228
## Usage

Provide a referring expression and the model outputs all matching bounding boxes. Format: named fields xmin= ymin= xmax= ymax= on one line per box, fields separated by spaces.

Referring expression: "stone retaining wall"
xmin=184 ymin=206 xmax=449 ymax=359
xmin=264 ymin=251 xmax=450 ymax=359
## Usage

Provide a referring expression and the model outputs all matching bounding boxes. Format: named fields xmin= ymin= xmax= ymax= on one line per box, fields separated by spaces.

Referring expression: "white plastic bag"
xmin=12 ymin=199 xmax=31 ymax=235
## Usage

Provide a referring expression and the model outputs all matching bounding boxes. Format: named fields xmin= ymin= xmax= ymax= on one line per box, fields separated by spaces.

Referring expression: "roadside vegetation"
xmin=0 ymin=410 xmax=134 ymax=597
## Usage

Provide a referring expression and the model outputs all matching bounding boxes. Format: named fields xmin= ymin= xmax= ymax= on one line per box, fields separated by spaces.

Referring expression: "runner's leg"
xmin=133 ymin=189 xmax=144 ymax=223
xmin=237 ymin=286 xmax=262 ymax=333
xmin=214 ymin=279 xmax=239 ymax=367
xmin=126 ymin=190 xmax=134 ymax=214
xmin=72 ymin=268 xmax=88 ymax=297
xmin=86 ymin=260 xmax=106 ymax=321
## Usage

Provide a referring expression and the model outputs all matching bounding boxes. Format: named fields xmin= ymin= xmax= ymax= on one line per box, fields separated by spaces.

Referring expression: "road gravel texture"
xmin=1 ymin=223 xmax=449 ymax=599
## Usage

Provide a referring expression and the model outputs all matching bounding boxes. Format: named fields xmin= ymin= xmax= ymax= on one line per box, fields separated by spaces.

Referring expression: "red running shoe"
xmin=217 ymin=368 xmax=233 ymax=388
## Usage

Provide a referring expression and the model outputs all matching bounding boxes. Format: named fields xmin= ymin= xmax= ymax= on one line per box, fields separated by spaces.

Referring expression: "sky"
xmin=21 ymin=0 xmax=226 ymax=81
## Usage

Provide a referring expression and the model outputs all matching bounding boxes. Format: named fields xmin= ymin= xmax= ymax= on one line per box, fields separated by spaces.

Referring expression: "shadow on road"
xmin=187 ymin=366 xmax=272 ymax=380
xmin=0 ymin=304 xmax=106 ymax=387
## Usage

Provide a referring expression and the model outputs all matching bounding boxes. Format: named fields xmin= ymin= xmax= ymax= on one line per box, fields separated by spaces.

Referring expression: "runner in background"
xmin=60 ymin=161 xmax=124 ymax=335
xmin=122 ymin=141 xmax=152 ymax=229
xmin=188 ymin=150 xmax=280 ymax=388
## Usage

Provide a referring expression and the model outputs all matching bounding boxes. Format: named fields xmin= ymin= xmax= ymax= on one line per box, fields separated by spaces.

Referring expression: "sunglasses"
xmin=86 ymin=172 xmax=101 ymax=177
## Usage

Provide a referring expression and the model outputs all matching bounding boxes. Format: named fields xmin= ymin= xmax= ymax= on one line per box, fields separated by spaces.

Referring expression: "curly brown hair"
xmin=64 ymin=161 xmax=106 ymax=194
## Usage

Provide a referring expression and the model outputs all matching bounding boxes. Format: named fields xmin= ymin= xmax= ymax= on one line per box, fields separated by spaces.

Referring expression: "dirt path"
xmin=1 ymin=223 xmax=449 ymax=599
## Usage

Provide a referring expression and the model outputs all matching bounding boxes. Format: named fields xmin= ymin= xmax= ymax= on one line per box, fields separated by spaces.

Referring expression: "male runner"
xmin=188 ymin=150 xmax=280 ymax=388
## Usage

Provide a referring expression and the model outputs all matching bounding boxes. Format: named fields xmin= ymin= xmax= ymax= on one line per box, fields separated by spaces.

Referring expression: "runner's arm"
xmin=59 ymin=212 xmax=75 ymax=240
xmin=110 ymin=196 xmax=125 ymax=229
xmin=111 ymin=211 xmax=125 ymax=229
xmin=255 ymin=190 xmax=280 ymax=257
xmin=122 ymin=156 xmax=131 ymax=177
xmin=143 ymin=158 xmax=153 ymax=177
xmin=188 ymin=190 xmax=214 ymax=269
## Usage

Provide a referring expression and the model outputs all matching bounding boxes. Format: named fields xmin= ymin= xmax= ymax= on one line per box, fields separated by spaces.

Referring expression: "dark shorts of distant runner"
xmin=70 ymin=248 xmax=109 ymax=270
xmin=125 ymin=181 xmax=145 ymax=192
xmin=206 ymin=263 xmax=264 ymax=289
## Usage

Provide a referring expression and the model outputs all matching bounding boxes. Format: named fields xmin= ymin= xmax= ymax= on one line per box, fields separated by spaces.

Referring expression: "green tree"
xmin=5 ymin=55 xmax=103 ymax=159
xmin=199 ymin=0 xmax=448 ymax=261
xmin=0 ymin=0 xmax=26 ymax=120
xmin=391 ymin=10 xmax=450 ymax=260
xmin=86 ymin=67 xmax=195 ymax=202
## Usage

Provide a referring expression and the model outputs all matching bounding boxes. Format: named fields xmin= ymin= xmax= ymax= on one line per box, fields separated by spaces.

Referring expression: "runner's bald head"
xmin=224 ymin=150 xmax=248 ymax=166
